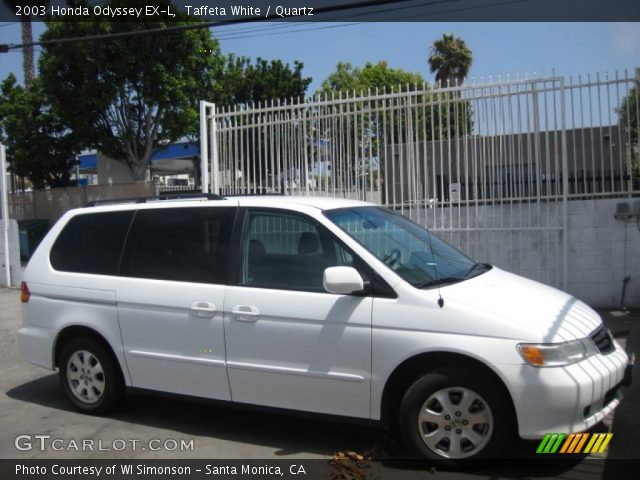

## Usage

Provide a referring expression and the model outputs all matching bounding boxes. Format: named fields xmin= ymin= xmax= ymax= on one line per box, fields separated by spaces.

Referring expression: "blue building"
xmin=77 ymin=141 xmax=200 ymax=187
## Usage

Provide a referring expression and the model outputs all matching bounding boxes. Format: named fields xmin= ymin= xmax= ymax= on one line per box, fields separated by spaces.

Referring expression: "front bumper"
xmin=498 ymin=344 xmax=629 ymax=439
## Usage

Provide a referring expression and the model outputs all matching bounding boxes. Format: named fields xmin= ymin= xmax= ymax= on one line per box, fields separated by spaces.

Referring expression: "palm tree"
xmin=2 ymin=0 xmax=46 ymax=193
xmin=428 ymin=33 xmax=473 ymax=87
xmin=2 ymin=0 xmax=44 ymax=88
xmin=18 ymin=16 xmax=35 ymax=88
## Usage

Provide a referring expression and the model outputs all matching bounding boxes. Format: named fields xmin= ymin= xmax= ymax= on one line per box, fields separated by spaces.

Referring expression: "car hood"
xmin=438 ymin=267 xmax=601 ymax=343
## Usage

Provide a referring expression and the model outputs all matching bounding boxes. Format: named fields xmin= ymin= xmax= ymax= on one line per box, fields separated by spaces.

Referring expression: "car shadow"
xmin=5 ymin=374 xmax=601 ymax=478
xmin=5 ymin=373 xmax=388 ymax=457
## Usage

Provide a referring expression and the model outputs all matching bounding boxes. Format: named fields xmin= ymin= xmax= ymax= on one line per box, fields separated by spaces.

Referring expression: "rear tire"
xmin=59 ymin=337 xmax=124 ymax=414
xmin=399 ymin=368 xmax=514 ymax=463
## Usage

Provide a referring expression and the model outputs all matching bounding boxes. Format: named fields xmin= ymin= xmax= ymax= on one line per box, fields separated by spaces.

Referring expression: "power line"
xmin=212 ymin=0 xmax=524 ymax=42
xmin=1 ymin=0 xmax=526 ymax=51
xmin=193 ymin=0 xmax=463 ymax=41
xmin=215 ymin=22 xmax=366 ymax=42
xmin=406 ymin=0 xmax=526 ymax=19
xmin=0 ymin=0 xmax=416 ymax=51
xmin=212 ymin=21 xmax=330 ymax=42
xmin=212 ymin=0 xmax=457 ymax=38
xmin=199 ymin=0 xmax=476 ymax=42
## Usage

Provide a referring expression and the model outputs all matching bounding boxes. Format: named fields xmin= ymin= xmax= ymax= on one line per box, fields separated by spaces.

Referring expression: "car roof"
xmin=235 ymin=195 xmax=371 ymax=210
xmin=70 ymin=195 xmax=373 ymax=216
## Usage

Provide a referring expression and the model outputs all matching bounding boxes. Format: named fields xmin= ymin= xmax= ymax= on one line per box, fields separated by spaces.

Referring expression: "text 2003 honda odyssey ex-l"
xmin=18 ymin=195 xmax=632 ymax=461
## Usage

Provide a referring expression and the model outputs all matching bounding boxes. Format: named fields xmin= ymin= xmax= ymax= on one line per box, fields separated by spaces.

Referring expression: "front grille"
xmin=590 ymin=326 xmax=615 ymax=355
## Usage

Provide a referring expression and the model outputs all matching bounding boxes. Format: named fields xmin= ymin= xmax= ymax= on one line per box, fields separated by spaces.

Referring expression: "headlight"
xmin=517 ymin=338 xmax=598 ymax=367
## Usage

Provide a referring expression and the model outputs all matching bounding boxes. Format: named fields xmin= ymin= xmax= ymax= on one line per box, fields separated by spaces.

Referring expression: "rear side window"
xmin=50 ymin=211 xmax=134 ymax=275
xmin=122 ymin=207 xmax=235 ymax=284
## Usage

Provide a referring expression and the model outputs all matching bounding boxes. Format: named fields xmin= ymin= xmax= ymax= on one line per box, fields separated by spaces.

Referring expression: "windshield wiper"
xmin=465 ymin=262 xmax=492 ymax=279
xmin=416 ymin=277 xmax=463 ymax=289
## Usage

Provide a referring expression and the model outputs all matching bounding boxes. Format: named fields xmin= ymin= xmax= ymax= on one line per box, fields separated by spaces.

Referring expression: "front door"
xmin=224 ymin=208 xmax=372 ymax=418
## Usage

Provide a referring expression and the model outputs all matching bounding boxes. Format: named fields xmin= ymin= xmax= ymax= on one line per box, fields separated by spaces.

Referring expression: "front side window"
xmin=50 ymin=211 xmax=134 ymax=275
xmin=325 ymin=207 xmax=489 ymax=288
xmin=240 ymin=210 xmax=354 ymax=291
xmin=122 ymin=207 xmax=235 ymax=284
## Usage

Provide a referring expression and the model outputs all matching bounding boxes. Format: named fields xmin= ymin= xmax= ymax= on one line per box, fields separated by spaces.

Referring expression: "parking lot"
xmin=1 ymin=286 xmax=638 ymax=478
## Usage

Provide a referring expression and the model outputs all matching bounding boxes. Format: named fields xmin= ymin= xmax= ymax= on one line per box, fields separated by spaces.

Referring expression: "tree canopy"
xmin=202 ymin=55 xmax=311 ymax=188
xmin=619 ymin=81 xmax=639 ymax=146
xmin=1 ymin=0 xmax=313 ymax=188
xmin=213 ymin=55 xmax=312 ymax=107
xmin=318 ymin=61 xmax=425 ymax=96
xmin=618 ymin=80 xmax=639 ymax=189
xmin=0 ymin=74 xmax=80 ymax=188
xmin=317 ymin=60 xmax=471 ymax=143
xmin=428 ymin=33 xmax=473 ymax=86
xmin=38 ymin=0 xmax=224 ymax=181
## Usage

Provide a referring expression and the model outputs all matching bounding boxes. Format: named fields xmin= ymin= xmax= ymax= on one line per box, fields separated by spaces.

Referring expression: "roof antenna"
xmin=425 ymin=224 xmax=444 ymax=308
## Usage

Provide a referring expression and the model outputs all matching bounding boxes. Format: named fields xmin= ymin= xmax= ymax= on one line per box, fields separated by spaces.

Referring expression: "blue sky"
xmin=0 ymin=22 xmax=639 ymax=93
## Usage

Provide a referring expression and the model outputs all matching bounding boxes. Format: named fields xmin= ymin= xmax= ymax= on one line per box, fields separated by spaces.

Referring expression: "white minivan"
xmin=18 ymin=195 xmax=631 ymax=461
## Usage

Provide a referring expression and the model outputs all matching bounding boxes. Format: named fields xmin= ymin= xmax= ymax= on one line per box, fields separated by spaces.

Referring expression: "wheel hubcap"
xmin=66 ymin=350 xmax=105 ymax=404
xmin=417 ymin=387 xmax=493 ymax=459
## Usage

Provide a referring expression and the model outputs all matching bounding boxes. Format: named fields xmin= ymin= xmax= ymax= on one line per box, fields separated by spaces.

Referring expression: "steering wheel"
xmin=382 ymin=248 xmax=401 ymax=268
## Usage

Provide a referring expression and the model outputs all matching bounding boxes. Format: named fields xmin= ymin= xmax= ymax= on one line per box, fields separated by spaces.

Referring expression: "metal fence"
xmin=200 ymin=69 xmax=639 ymax=289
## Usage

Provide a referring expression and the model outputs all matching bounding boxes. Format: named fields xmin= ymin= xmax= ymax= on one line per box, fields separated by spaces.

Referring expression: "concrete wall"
xmin=403 ymin=198 xmax=640 ymax=308
xmin=405 ymin=203 xmax=565 ymax=293
xmin=9 ymin=182 xmax=155 ymax=224
xmin=565 ymin=198 xmax=640 ymax=308
xmin=97 ymin=153 xmax=144 ymax=185
xmin=0 ymin=219 xmax=21 ymax=287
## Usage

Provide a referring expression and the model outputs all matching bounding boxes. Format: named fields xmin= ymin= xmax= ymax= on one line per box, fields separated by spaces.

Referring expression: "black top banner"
xmin=0 ymin=0 xmax=639 ymax=23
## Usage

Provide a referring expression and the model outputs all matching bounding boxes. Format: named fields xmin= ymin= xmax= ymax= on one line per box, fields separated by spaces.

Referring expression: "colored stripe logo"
xmin=536 ymin=433 xmax=613 ymax=454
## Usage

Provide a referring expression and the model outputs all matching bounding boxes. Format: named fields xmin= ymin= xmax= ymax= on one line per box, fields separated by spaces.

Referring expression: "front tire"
xmin=59 ymin=337 xmax=124 ymax=414
xmin=399 ymin=368 xmax=513 ymax=462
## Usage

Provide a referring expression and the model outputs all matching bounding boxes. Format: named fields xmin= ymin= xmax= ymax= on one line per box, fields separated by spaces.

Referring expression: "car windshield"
xmin=325 ymin=206 xmax=490 ymax=288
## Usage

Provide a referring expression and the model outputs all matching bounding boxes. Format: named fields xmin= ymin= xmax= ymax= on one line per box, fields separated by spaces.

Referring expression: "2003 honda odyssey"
xmin=18 ymin=195 xmax=631 ymax=461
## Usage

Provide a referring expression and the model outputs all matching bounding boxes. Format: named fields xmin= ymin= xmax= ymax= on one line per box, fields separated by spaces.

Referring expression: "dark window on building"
xmin=122 ymin=207 xmax=236 ymax=284
xmin=50 ymin=211 xmax=134 ymax=275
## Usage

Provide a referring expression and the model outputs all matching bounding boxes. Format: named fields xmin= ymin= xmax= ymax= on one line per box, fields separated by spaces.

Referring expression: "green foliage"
xmin=619 ymin=81 xmax=639 ymax=146
xmin=315 ymin=60 xmax=474 ymax=200
xmin=0 ymin=74 xmax=79 ymax=188
xmin=317 ymin=61 xmax=428 ymax=146
xmin=213 ymin=55 xmax=312 ymax=107
xmin=618 ymin=80 xmax=639 ymax=188
xmin=38 ymin=0 xmax=224 ymax=180
xmin=428 ymin=33 xmax=473 ymax=86
xmin=201 ymin=55 xmax=311 ymax=185
xmin=318 ymin=61 xmax=425 ymax=96
xmin=317 ymin=60 xmax=472 ymax=143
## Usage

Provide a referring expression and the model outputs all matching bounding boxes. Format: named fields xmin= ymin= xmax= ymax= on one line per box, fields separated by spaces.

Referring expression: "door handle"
xmin=231 ymin=305 xmax=260 ymax=322
xmin=190 ymin=301 xmax=217 ymax=318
